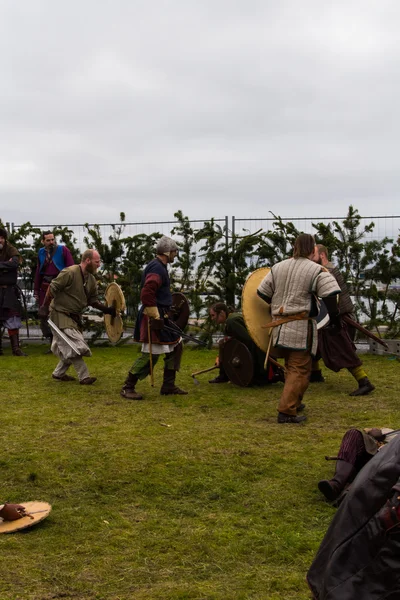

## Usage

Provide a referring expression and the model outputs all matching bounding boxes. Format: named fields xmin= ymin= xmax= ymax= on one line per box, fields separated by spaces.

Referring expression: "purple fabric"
xmin=338 ymin=429 xmax=371 ymax=470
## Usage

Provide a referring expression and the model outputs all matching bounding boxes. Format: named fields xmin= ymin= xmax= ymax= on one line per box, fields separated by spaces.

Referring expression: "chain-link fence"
xmin=232 ymin=215 xmax=400 ymax=241
xmin=7 ymin=217 xmax=229 ymax=254
xmin=7 ymin=214 xmax=400 ymax=248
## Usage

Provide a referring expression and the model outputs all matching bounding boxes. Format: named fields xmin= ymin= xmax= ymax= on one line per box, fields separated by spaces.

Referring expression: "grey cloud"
xmin=1 ymin=1 xmax=400 ymax=226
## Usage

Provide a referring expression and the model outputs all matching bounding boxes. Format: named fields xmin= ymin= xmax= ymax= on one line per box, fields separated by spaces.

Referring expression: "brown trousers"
xmin=272 ymin=346 xmax=312 ymax=416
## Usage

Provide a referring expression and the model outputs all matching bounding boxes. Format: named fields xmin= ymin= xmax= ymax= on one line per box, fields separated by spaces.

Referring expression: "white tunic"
xmin=257 ymin=257 xmax=341 ymax=355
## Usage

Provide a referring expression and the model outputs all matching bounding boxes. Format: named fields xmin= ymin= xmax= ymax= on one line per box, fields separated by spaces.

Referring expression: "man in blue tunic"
xmin=120 ymin=236 xmax=187 ymax=400
xmin=34 ymin=230 xmax=74 ymax=351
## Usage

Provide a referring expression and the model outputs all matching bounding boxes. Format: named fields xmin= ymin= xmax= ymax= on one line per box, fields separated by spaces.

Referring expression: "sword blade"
xmin=47 ymin=319 xmax=82 ymax=356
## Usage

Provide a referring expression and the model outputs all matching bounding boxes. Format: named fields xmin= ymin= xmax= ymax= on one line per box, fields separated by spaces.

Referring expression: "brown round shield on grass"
xmin=104 ymin=282 xmax=126 ymax=344
xmin=242 ymin=267 xmax=272 ymax=353
xmin=222 ymin=339 xmax=254 ymax=387
xmin=0 ymin=501 xmax=52 ymax=534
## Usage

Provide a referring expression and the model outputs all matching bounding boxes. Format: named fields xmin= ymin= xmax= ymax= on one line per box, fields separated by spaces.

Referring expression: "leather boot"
xmin=10 ymin=332 xmax=28 ymax=356
xmin=309 ymin=369 xmax=325 ymax=383
xmin=80 ymin=377 xmax=97 ymax=385
xmin=160 ymin=368 xmax=188 ymax=395
xmin=349 ymin=377 xmax=375 ymax=396
xmin=209 ymin=367 xmax=229 ymax=384
xmin=120 ymin=372 xmax=143 ymax=400
xmin=318 ymin=460 xmax=356 ymax=501
xmin=277 ymin=412 xmax=307 ymax=424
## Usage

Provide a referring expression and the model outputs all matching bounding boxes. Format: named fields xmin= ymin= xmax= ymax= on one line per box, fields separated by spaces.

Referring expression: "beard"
xmin=86 ymin=262 xmax=97 ymax=274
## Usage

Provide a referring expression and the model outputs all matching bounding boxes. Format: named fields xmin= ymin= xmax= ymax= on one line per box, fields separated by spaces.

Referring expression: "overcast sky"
xmin=1 ymin=0 xmax=400 ymax=226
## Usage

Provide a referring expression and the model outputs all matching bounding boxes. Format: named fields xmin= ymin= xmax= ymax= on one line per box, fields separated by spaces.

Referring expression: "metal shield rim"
xmin=242 ymin=267 xmax=272 ymax=354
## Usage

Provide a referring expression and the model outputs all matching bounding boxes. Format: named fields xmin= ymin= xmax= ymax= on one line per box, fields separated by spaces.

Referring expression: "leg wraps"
xmin=348 ymin=365 xmax=367 ymax=382
xmin=338 ymin=429 xmax=370 ymax=469
xmin=130 ymin=352 xmax=160 ymax=380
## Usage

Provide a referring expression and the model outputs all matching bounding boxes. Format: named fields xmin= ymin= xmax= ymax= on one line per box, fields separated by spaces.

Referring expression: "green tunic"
xmin=49 ymin=265 xmax=98 ymax=330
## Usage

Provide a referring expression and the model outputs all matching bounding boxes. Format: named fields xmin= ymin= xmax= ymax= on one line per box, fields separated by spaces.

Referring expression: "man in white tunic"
xmin=257 ymin=234 xmax=341 ymax=424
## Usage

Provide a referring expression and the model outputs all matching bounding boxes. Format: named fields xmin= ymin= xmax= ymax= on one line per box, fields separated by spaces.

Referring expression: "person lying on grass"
xmin=318 ymin=427 xmax=398 ymax=503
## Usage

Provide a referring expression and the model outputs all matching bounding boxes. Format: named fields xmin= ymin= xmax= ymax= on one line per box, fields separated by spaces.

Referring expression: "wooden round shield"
xmin=0 ymin=501 xmax=52 ymax=534
xmin=222 ymin=338 xmax=254 ymax=387
xmin=242 ymin=267 xmax=272 ymax=353
xmin=168 ymin=292 xmax=190 ymax=330
xmin=104 ymin=282 xmax=126 ymax=344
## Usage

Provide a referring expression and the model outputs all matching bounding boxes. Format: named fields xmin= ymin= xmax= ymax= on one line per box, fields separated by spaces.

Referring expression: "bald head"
xmin=81 ymin=249 xmax=101 ymax=274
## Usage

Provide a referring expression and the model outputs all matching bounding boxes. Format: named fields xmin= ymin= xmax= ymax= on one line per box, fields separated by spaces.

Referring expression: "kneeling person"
xmin=208 ymin=302 xmax=282 ymax=385
xmin=121 ymin=236 xmax=187 ymax=400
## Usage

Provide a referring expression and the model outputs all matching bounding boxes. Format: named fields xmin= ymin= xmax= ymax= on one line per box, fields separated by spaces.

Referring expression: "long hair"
xmin=293 ymin=233 xmax=315 ymax=259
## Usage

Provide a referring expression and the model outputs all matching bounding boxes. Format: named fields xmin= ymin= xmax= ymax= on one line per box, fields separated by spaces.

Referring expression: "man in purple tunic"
xmin=34 ymin=231 xmax=74 ymax=350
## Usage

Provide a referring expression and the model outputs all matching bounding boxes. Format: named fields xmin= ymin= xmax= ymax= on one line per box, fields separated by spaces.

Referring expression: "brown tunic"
xmin=49 ymin=265 xmax=98 ymax=330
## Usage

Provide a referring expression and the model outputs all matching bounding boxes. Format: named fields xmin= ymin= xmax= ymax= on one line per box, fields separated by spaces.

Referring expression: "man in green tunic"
xmin=208 ymin=302 xmax=283 ymax=385
xmin=39 ymin=249 xmax=115 ymax=385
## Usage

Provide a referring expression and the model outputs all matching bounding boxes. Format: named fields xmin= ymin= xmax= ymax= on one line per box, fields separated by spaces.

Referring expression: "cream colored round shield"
xmin=242 ymin=267 xmax=272 ymax=353
xmin=104 ymin=282 xmax=126 ymax=344
xmin=0 ymin=501 xmax=52 ymax=534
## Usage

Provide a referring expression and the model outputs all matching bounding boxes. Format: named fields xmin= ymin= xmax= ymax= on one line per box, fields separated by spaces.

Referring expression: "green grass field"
xmin=1 ymin=344 xmax=398 ymax=600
